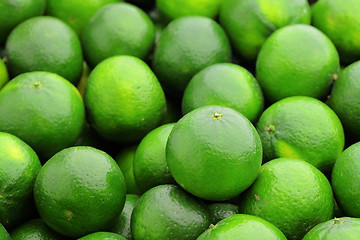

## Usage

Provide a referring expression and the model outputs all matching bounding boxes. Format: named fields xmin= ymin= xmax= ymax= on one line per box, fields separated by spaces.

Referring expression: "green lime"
xmin=34 ymin=146 xmax=126 ymax=238
xmin=0 ymin=58 xmax=8 ymax=89
xmin=167 ymin=105 xmax=262 ymax=201
xmin=0 ymin=72 xmax=85 ymax=160
xmin=84 ymin=56 xmax=166 ymax=143
xmin=256 ymin=24 xmax=340 ymax=102
xmin=239 ymin=158 xmax=334 ymax=240
xmin=197 ymin=214 xmax=287 ymax=240
xmin=10 ymin=219 xmax=68 ymax=240
xmin=0 ymin=0 xmax=46 ymax=45
xmin=134 ymin=123 xmax=175 ymax=192
xmin=152 ymin=16 xmax=231 ymax=94
xmin=82 ymin=3 xmax=155 ymax=68
xmin=0 ymin=132 xmax=41 ymax=228
xmin=182 ymin=63 xmax=264 ymax=122
xmin=312 ymin=0 xmax=360 ymax=64
xmin=110 ymin=194 xmax=139 ymax=239
xmin=131 ymin=184 xmax=210 ymax=240
xmin=115 ymin=146 xmax=141 ymax=195
xmin=208 ymin=203 xmax=239 ymax=224
xmin=256 ymin=96 xmax=344 ymax=172
xmin=220 ymin=0 xmax=311 ymax=61
xmin=78 ymin=232 xmax=126 ymax=240
xmin=5 ymin=16 xmax=83 ymax=84
xmin=0 ymin=223 xmax=10 ymax=240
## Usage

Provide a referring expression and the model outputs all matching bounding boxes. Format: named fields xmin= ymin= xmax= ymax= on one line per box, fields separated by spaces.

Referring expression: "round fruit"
xmin=197 ymin=214 xmax=287 ymax=240
xmin=332 ymin=142 xmax=360 ymax=217
xmin=0 ymin=59 xmax=8 ymax=89
xmin=302 ymin=217 xmax=360 ymax=240
xmin=85 ymin=56 xmax=166 ymax=143
xmin=256 ymin=24 xmax=340 ymax=102
xmin=256 ymin=96 xmax=344 ymax=172
xmin=0 ymin=132 xmax=41 ymax=228
xmin=34 ymin=146 xmax=126 ymax=238
xmin=134 ymin=123 xmax=175 ymax=192
xmin=110 ymin=194 xmax=139 ymax=239
xmin=208 ymin=203 xmax=239 ymax=224
xmin=10 ymin=219 xmax=67 ymax=240
xmin=78 ymin=232 xmax=126 ymax=240
xmin=167 ymin=105 xmax=262 ymax=201
xmin=0 ymin=72 xmax=85 ymax=160
xmin=182 ymin=63 xmax=264 ymax=122
xmin=0 ymin=0 xmax=46 ymax=45
xmin=131 ymin=184 xmax=210 ymax=240
xmin=0 ymin=223 xmax=10 ymax=240
xmin=220 ymin=0 xmax=311 ymax=61
xmin=6 ymin=16 xmax=83 ymax=84
xmin=82 ymin=3 xmax=155 ymax=68
xmin=239 ymin=158 xmax=334 ymax=240
xmin=312 ymin=0 xmax=360 ymax=64
xmin=327 ymin=61 xmax=360 ymax=140
xmin=152 ymin=16 xmax=231 ymax=94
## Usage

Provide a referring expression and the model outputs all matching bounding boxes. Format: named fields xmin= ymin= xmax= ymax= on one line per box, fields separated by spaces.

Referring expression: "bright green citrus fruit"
xmin=152 ymin=16 xmax=231 ymax=94
xmin=208 ymin=203 xmax=239 ymax=224
xmin=332 ymin=142 xmax=360 ymax=217
xmin=0 ymin=72 xmax=85 ymax=160
xmin=0 ymin=132 xmax=41 ymax=228
xmin=197 ymin=214 xmax=287 ymax=240
xmin=82 ymin=3 xmax=155 ymax=68
xmin=84 ymin=56 xmax=166 ymax=143
xmin=167 ymin=105 xmax=262 ymax=201
xmin=115 ymin=146 xmax=141 ymax=195
xmin=256 ymin=24 xmax=340 ymax=102
xmin=0 ymin=223 xmax=10 ymax=240
xmin=327 ymin=61 xmax=360 ymax=141
xmin=256 ymin=96 xmax=344 ymax=172
xmin=5 ymin=16 xmax=83 ymax=84
xmin=34 ymin=146 xmax=126 ymax=238
xmin=10 ymin=219 xmax=68 ymax=240
xmin=182 ymin=63 xmax=264 ymax=122
xmin=131 ymin=184 xmax=211 ymax=240
xmin=0 ymin=0 xmax=46 ymax=45
xmin=220 ymin=0 xmax=311 ymax=61
xmin=78 ymin=232 xmax=126 ymax=240
xmin=0 ymin=58 xmax=8 ymax=89
xmin=46 ymin=0 xmax=121 ymax=36
xmin=312 ymin=0 xmax=360 ymax=64
xmin=239 ymin=158 xmax=334 ymax=240
xmin=134 ymin=123 xmax=175 ymax=192
xmin=110 ymin=194 xmax=139 ymax=239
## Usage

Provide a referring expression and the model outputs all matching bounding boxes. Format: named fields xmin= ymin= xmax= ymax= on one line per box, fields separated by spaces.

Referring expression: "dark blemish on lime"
xmin=264 ymin=124 xmax=276 ymax=133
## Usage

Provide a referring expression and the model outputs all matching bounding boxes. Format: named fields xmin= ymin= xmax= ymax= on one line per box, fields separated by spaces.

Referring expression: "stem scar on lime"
xmin=212 ymin=112 xmax=223 ymax=119
xmin=264 ymin=124 xmax=276 ymax=133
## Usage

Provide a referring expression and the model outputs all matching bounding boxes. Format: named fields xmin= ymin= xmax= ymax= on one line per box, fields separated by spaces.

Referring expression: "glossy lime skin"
xmin=0 ymin=59 xmax=8 ymax=89
xmin=131 ymin=184 xmax=211 ymax=240
xmin=34 ymin=147 xmax=126 ymax=238
xmin=256 ymin=96 xmax=344 ymax=172
xmin=5 ymin=16 xmax=83 ymax=84
xmin=134 ymin=123 xmax=175 ymax=192
xmin=78 ymin=232 xmax=126 ymax=240
xmin=312 ymin=0 xmax=360 ymax=64
xmin=0 ymin=72 xmax=85 ymax=160
xmin=332 ymin=142 xmax=360 ymax=217
xmin=85 ymin=56 xmax=166 ymax=143
xmin=182 ymin=63 xmax=264 ymax=122
xmin=82 ymin=3 xmax=155 ymax=68
xmin=197 ymin=214 xmax=287 ymax=240
xmin=152 ymin=16 xmax=231 ymax=94
xmin=208 ymin=203 xmax=239 ymax=224
xmin=0 ymin=132 xmax=41 ymax=228
xmin=0 ymin=0 xmax=46 ymax=45
xmin=239 ymin=158 xmax=334 ymax=240
xmin=0 ymin=223 xmax=10 ymax=240
xmin=167 ymin=105 xmax=262 ymax=201
xmin=328 ymin=61 xmax=360 ymax=140
xmin=10 ymin=219 xmax=68 ymax=240
xmin=303 ymin=217 xmax=360 ymax=240
xmin=110 ymin=194 xmax=139 ymax=239
xmin=256 ymin=24 xmax=340 ymax=103
xmin=220 ymin=0 xmax=310 ymax=61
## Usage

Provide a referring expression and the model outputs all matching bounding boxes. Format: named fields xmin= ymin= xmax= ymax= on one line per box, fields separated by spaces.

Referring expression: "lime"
xmin=0 ymin=223 xmax=10 ymax=240
xmin=182 ymin=63 xmax=264 ymax=122
xmin=208 ymin=203 xmax=239 ymax=224
xmin=5 ymin=16 xmax=83 ymax=84
xmin=0 ymin=58 xmax=8 ymax=89
xmin=78 ymin=232 xmax=126 ymax=240
xmin=239 ymin=158 xmax=334 ymax=240
xmin=167 ymin=105 xmax=262 ymax=201
xmin=256 ymin=96 xmax=344 ymax=172
xmin=131 ymin=184 xmax=210 ymax=240
xmin=34 ymin=146 xmax=126 ymax=238
xmin=84 ymin=56 xmax=166 ymax=143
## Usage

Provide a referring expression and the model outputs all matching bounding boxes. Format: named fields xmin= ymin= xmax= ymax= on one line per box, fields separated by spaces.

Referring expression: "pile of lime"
xmin=1 ymin=0 xmax=360 ymax=239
